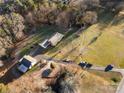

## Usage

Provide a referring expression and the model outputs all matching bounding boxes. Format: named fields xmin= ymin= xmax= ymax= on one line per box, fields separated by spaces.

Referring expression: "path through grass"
xmin=46 ymin=19 xmax=124 ymax=68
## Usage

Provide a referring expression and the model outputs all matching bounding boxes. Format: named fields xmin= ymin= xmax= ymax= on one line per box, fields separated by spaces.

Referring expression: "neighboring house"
xmin=17 ymin=55 xmax=38 ymax=73
xmin=49 ymin=32 xmax=64 ymax=46
xmin=39 ymin=32 xmax=64 ymax=48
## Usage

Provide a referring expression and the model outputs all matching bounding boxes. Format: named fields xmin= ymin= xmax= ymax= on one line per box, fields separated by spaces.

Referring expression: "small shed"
xmin=49 ymin=32 xmax=64 ymax=46
xmin=42 ymin=69 xmax=52 ymax=78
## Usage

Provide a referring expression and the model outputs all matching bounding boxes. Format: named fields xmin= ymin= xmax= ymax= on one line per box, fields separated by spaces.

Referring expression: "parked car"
xmin=17 ymin=55 xmax=38 ymax=73
xmin=105 ymin=65 xmax=114 ymax=72
xmin=78 ymin=61 xmax=87 ymax=68
xmin=85 ymin=63 xmax=93 ymax=69
xmin=39 ymin=39 xmax=51 ymax=49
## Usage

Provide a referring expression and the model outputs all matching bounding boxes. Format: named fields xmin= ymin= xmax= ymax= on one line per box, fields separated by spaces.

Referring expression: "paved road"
xmin=90 ymin=66 xmax=124 ymax=93
xmin=116 ymin=78 xmax=124 ymax=93
xmin=90 ymin=66 xmax=124 ymax=75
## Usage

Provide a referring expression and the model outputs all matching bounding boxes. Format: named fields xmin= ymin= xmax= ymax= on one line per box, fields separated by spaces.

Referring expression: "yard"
xmin=88 ymin=70 xmax=122 ymax=84
xmin=19 ymin=13 xmax=124 ymax=68
xmin=19 ymin=25 xmax=78 ymax=57
xmin=83 ymin=25 xmax=124 ymax=68
xmin=45 ymin=18 xmax=124 ymax=68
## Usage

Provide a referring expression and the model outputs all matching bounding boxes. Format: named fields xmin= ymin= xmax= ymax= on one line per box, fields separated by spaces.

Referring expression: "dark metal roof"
xmin=21 ymin=58 xmax=31 ymax=68
xmin=42 ymin=69 xmax=52 ymax=78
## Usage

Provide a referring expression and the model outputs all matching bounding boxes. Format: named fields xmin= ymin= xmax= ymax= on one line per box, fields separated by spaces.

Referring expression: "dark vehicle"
xmin=78 ymin=61 xmax=87 ymax=68
xmin=85 ymin=63 xmax=93 ymax=69
xmin=105 ymin=65 xmax=114 ymax=72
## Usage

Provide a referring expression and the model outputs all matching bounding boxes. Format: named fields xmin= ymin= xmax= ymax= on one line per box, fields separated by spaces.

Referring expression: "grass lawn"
xmin=20 ymin=13 xmax=124 ymax=68
xmin=0 ymin=84 xmax=9 ymax=93
xmin=88 ymin=70 xmax=122 ymax=84
xmin=46 ymin=18 xmax=124 ymax=68
xmin=83 ymin=24 xmax=124 ymax=68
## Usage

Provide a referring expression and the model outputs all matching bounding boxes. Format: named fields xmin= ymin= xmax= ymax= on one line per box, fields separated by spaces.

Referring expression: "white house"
xmin=17 ymin=55 xmax=38 ymax=73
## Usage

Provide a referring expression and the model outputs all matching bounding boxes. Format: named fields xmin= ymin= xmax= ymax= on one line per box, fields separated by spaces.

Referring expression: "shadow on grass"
xmin=19 ymin=25 xmax=67 ymax=57
xmin=0 ymin=62 xmax=40 ymax=85
xmin=111 ymin=16 xmax=124 ymax=25
xmin=97 ymin=9 xmax=124 ymax=28
xmin=97 ymin=9 xmax=116 ymax=30
xmin=19 ymin=25 xmax=80 ymax=62
xmin=88 ymin=32 xmax=102 ymax=46
xmin=0 ymin=63 xmax=23 ymax=85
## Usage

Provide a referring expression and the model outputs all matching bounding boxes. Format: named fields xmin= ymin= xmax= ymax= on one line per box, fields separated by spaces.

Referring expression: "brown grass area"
xmin=0 ymin=62 xmax=116 ymax=93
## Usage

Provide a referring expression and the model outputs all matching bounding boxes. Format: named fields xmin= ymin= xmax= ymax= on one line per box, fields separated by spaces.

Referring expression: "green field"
xmin=46 ymin=19 xmax=124 ymax=68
